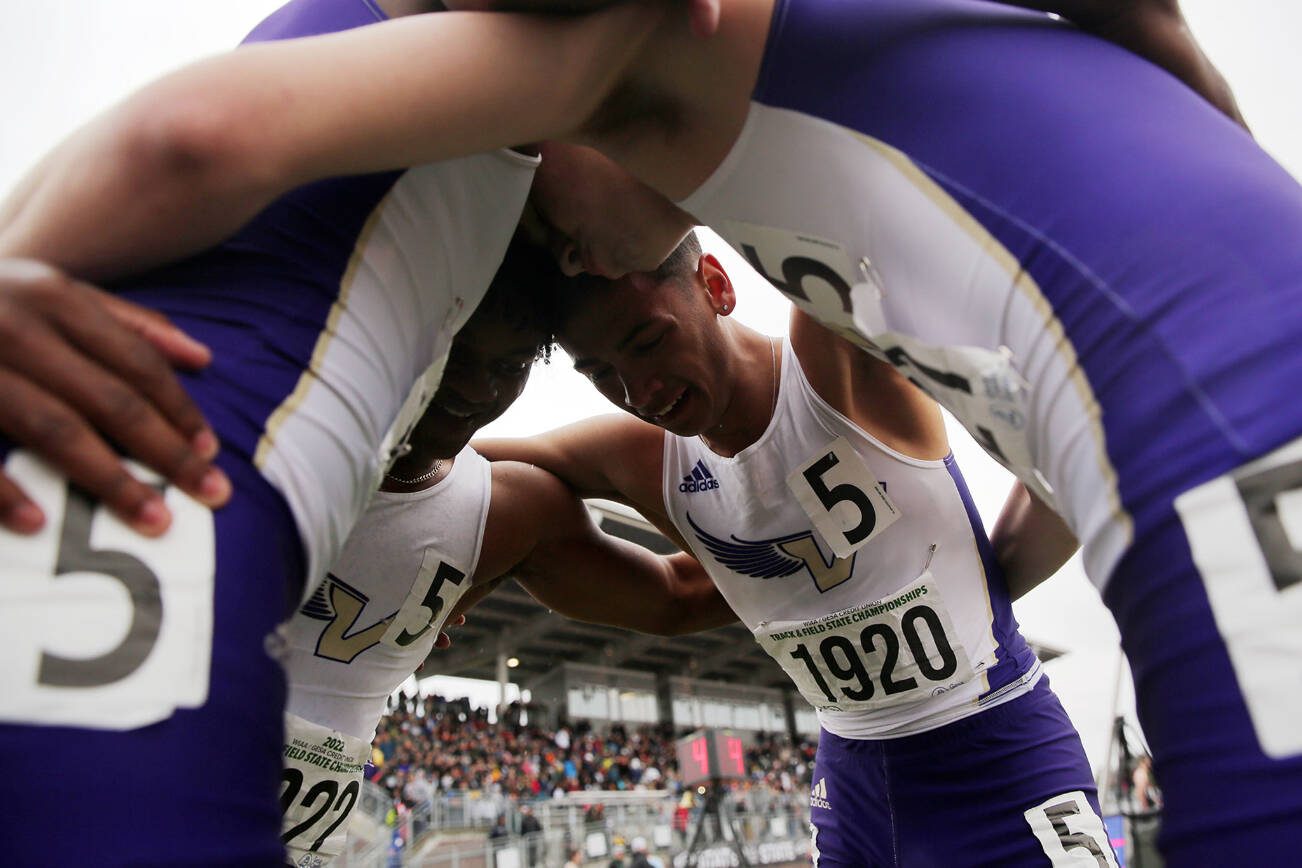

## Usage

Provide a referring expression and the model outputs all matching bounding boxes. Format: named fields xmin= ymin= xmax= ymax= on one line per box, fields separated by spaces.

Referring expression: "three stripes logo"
xmin=678 ymin=460 xmax=721 ymax=494
xmin=809 ymin=777 xmax=832 ymax=811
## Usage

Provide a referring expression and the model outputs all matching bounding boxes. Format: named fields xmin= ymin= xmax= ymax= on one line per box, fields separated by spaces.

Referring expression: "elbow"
xmin=116 ymin=85 xmax=283 ymax=204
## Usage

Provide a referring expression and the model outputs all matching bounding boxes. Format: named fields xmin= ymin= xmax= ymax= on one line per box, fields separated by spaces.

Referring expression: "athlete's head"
xmin=525 ymin=143 xmax=695 ymax=278
xmin=408 ymin=234 xmax=557 ymax=459
xmin=550 ymin=232 xmax=751 ymax=437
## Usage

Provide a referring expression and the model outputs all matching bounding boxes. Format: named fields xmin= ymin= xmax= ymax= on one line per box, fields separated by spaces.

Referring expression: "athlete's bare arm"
xmin=990 ymin=481 xmax=1080 ymax=600
xmin=471 ymin=459 xmax=736 ymax=634
xmin=476 ymin=413 xmax=670 ymax=516
xmin=787 ymin=310 xmax=949 ymax=461
xmin=997 ymin=0 xmax=1246 ymax=127
xmin=0 ymin=4 xmax=676 ymax=281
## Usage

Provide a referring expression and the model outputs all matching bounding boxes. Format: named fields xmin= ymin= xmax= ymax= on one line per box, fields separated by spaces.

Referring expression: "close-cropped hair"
xmin=477 ymin=231 xmax=561 ymax=362
xmin=651 ymin=229 xmax=702 ymax=285
xmin=546 ymin=230 xmax=702 ymax=333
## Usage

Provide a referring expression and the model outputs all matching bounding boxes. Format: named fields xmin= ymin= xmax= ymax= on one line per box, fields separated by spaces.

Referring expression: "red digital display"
xmin=691 ymin=736 xmax=710 ymax=779
xmin=723 ymin=735 xmax=745 ymax=778
xmin=675 ymin=730 xmax=747 ymax=787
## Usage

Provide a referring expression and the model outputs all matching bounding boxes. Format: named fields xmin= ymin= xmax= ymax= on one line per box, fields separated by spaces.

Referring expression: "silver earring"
xmin=721 ymin=304 xmax=730 ymax=313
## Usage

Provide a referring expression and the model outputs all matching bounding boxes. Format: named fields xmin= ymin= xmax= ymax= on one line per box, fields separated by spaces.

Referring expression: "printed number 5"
xmin=1176 ymin=441 xmax=1302 ymax=758
xmin=1025 ymin=792 xmax=1118 ymax=867
xmin=40 ymin=485 xmax=161 ymax=687
xmin=0 ymin=451 xmax=215 ymax=730
xmin=803 ymin=452 xmax=876 ymax=546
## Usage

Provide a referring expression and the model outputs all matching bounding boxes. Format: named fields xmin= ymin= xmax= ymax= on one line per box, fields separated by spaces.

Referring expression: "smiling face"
xmin=554 ymin=239 xmax=741 ymax=437
xmin=416 ymin=311 xmax=546 ymax=457
xmin=406 ymin=238 xmax=556 ymax=459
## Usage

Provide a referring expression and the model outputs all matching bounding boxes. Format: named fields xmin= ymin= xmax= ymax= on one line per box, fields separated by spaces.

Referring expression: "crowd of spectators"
xmin=367 ymin=693 xmax=817 ymax=809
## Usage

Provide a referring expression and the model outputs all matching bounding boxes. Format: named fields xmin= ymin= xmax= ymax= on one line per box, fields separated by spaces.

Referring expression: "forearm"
xmin=476 ymin=424 xmax=628 ymax=501
xmin=997 ymin=0 xmax=1246 ymax=128
xmin=0 ymin=95 xmax=279 ymax=281
xmin=517 ymin=535 xmax=734 ymax=636
xmin=476 ymin=438 xmax=603 ymax=499
xmin=0 ymin=6 xmax=662 ymax=282
xmin=991 ymin=482 xmax=1079 ymax=600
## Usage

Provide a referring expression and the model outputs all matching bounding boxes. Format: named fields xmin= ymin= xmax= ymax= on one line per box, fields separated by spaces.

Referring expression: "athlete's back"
xmin=676 ymin=0 xmax=1302 ymax=860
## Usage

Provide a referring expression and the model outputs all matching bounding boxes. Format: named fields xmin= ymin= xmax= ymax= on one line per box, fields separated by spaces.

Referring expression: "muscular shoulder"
xmin=578 ymin=0 xmax=769 ymax=199
xmin=789 ymin=310 xmax=948 ymax=460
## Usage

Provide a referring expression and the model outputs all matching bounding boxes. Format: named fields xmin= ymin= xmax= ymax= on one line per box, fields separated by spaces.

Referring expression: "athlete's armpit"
xmin=991 ymin=482 xmax=1079 ymax=600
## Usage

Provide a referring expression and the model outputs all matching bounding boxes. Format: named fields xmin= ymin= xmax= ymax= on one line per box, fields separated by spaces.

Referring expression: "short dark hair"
xmin=545 ymin=230 xmax=702 ymax=334
xmin=474 ymin=231 xmax=559 ymax=362
xmin=650 ymin=229 xmax=702 ymax=285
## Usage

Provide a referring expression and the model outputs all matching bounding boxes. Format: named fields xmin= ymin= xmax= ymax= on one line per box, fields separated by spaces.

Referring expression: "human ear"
xmin=699 ymin=253 xmax=736 ymax=314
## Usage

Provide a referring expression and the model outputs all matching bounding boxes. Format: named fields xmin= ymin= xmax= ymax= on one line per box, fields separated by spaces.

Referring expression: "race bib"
xmin=756 ymin=574 xmax=973 ymax=712
xmin=723 ymin=220 xmax=885 ymax=357
xmin=281 ymin=713 xmax=371 ymax=863
xmin=378 ymin=547 xmax=471 ymax=649
xmin=786 ymin=437 xmax=900 ymax=560
xmin=874 ymin=332 xmax=1052 ymax=505
xmin=0 ymin=452 xmax=215 ymax=730
xmin=721 ymin=220 xmax=1048 ymax=503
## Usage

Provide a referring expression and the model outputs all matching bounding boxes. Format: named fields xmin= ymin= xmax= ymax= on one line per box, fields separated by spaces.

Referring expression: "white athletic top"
xmin=661 ymin=342 xmax=1039 ymax=738
xmin=277 ymin=447 xmax=489 ymax=860
xmin=285 ymin=446 xmax=491 ymax=741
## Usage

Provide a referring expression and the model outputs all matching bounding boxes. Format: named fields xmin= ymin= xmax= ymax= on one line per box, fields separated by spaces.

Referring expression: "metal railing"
xmin=365 ymin=788 xmax=811 ymax=868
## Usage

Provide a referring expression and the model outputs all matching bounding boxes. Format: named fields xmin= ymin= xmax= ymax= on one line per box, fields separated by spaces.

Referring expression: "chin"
xmin=429 ymin=435 xmax=472 ymax=459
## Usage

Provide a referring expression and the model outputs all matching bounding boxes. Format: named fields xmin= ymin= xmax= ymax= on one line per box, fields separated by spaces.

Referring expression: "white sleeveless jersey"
xmin=662 ymin=342 xmax=1039 ymax=738
xmin=284 ymin=446 xmax=491 ymax=741
xmin=277 ymin=447 xmax=488 ymax=860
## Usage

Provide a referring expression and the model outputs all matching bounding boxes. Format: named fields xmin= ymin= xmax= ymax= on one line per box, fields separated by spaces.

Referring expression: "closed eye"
xmin=634 ymin=332 xmax=665 ymax=354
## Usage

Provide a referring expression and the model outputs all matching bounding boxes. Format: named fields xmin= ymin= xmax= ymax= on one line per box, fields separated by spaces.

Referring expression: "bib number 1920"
xmin=0 ymin=451 xmax=215 ymax=730
xmin=790 ymin=604 xmax=959 ymax=705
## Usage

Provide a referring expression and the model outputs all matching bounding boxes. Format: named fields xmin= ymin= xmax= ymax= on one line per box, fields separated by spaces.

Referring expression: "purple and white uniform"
xmin=663 ymin=342 xmax=1110 ymax=865
xmin=680 ymin=0 xmax=1302 ymax=861
xmin=0 ymin=1 xmax=535 ymax=863
xmin=281 ymin=447 xmax=489 ymax=866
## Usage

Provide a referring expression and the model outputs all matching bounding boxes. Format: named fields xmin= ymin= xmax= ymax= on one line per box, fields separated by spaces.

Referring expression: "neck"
xmin=381 ymin=449 xmax=454 ymax=492
xmin=698 ymin=327 xmax=779 ymax=458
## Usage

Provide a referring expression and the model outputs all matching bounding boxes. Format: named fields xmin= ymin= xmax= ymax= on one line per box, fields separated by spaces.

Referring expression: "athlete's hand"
xmin=0 ymin=259 xmax=229 ymax=536
xmin=432 ymin=614 xmax=468 ymax=651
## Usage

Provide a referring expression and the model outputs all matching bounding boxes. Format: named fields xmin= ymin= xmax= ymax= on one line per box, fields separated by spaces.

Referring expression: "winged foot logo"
xmin=687 ymin=512 xmax=857 ymax=593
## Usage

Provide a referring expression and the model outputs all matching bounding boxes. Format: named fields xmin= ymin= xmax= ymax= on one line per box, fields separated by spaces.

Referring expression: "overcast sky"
xmin=2 ymin=0 xmax=1297 ymax=773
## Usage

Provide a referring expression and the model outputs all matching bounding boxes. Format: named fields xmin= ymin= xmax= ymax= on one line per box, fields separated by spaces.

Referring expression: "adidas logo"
xmin=809 ymin=777 xmax=832 ymax=811
xmin=678 ymin=460 xmax=721 ymax=493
